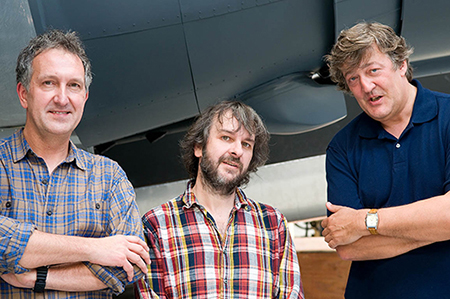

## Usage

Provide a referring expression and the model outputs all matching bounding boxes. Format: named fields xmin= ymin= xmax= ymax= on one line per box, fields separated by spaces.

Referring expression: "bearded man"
xmin=136 ymin=101 xmax=304 ymax=299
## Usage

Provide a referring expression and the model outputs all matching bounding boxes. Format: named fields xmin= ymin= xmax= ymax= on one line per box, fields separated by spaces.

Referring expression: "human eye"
xmin=346 ymin=76 xmax=357 ymax=86
xmin=69 ymin=82 xmax=81 ymax=88
xmin=68 ymin=81 xmax=84 ymax=92
xmin=221 ymin=136 xmax=230 ymax=141
xmin=242 ymin=142 xmax=252 ymax=149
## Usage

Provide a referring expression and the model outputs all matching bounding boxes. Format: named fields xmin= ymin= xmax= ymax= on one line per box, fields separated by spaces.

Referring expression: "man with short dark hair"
xmin=137 ymin=101 xmax=304 ymax=298
xmin=322 ymin=21 xmax=450 ymax=298
xmin=0 ymin=29 xmax=149 ymax=298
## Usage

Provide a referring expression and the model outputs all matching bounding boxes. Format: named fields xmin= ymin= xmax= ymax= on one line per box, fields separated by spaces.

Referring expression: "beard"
xmin=199 ymin=148 xmax=249 ymax=196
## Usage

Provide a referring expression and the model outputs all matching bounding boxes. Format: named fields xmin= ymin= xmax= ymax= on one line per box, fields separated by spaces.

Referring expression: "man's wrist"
xmin=361 ymin=209 xmax=372 ymax=236
xmin=33 ymin=266 xmax=48 ymax=292
xmin=365 ymin=209 xmax=379 ymax=235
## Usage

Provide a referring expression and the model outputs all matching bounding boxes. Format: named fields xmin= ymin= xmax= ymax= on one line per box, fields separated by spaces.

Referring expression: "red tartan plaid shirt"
xmin=136 ymin=181 xmax=304 ymax=299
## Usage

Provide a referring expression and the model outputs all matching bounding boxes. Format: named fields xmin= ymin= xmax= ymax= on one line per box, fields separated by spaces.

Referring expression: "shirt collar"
xmin=358 ymin=79 xmax=437 ymax=139
xmin=182 ymin=180 xmax=250 ymax=211
xmin=11 ymin=128 xmax=86 ymax=170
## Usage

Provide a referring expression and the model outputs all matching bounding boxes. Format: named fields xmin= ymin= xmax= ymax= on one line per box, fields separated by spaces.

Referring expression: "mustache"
xmin=219 ymin=155 xmax=243 ymax=169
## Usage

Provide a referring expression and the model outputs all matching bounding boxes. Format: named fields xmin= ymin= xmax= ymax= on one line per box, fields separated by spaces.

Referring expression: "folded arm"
xmin=1 ymin=262 xmax=107 ymax=292
xmin=322 ymin=196 xmax=450 ymax=260
xmin=19 ymin=230 xmax=149 ymax=280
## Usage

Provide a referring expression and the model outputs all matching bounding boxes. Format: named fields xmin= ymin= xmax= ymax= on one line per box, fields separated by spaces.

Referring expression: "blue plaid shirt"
xmin=0 ymin=129 xmax=144 ymax=298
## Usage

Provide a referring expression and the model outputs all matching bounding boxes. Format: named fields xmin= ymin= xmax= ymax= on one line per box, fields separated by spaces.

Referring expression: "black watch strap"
xmin=33 ymin=266 xmax=48 ymax=293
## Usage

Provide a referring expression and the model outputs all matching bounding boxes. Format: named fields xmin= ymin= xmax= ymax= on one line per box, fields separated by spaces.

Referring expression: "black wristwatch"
xmin=33 ymin=266 xmax=48 ymax=293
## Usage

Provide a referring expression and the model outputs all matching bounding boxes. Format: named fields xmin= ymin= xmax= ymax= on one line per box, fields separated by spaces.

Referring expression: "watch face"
xmin=366 ymin=214 xmax=378 ymax=227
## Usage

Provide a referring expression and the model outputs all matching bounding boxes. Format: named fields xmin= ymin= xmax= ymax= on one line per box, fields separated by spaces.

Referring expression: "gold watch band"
xmin=368 ymin=227 xmax=378 ymax=235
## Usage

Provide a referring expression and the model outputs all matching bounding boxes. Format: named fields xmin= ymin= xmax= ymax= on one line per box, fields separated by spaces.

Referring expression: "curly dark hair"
xmin=325 ymin=22 xmax=414 ymax=93
xmin=16 ymin=29 xmax=92 ymax=91
xmin=180 ymin=101 xmax=270 ymax=186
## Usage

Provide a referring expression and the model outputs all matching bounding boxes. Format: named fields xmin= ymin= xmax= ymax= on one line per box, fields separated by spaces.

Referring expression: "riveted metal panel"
xmin=0 ymin=0 xmax=35 ymax=128
xmin=182 ymin=0 xmax=335 ymax=110
xmin=333 ymin=0 xmax=401 ymax=36
xmin=28 ymin=0 xmax=182 ymax=39
xmin=180 ymin=0 xmax=284 ymax=22
xmin=76 ymin=27 xmax=198 ymax=147
xmin=402 ymin=0 xmax=450 ymax=75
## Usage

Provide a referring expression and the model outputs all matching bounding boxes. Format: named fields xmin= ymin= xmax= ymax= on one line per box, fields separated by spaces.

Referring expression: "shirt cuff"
xmin=0 ymin=218 xmax=35 ymax=273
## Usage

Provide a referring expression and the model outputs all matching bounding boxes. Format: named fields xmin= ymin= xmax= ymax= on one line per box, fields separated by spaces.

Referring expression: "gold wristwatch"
xmin=365 ymin=209 xmax=379 ymax=235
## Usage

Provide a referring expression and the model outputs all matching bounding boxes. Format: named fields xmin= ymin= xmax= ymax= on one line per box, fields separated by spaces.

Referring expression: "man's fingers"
xmin=127 ymin=240 xmax=150 ymax=265
xmin=126 ymin=244 xmax=150 ymax=274
xmin=326 ymin=202 xmax=341 ymax=213
xmin=321 ymin=218 xmax=328 ymax=229
xmin=121 ymin=260 xmax=135 ymax=282
xmin=125 ymin=235 xmax=150 ymax=252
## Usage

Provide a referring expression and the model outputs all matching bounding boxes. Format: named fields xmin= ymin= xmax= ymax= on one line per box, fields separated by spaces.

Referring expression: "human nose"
xmin=53 ymin=86 xmax=70 ymax=105
xmin=360 ymin=75 xmax=375 ymax=93
xmin=229 ymin=141 xmax=244 ymax=157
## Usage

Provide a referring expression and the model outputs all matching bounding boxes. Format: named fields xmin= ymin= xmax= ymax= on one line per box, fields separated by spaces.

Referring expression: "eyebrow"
xmin=344 ymin=61 xmax=378 ymax=79
xmin=220 ymin=128 xmax=255 ymax=144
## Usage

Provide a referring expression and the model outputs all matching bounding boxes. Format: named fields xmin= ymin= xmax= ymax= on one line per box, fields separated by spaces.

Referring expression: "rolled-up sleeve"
xmin=84 ymin=164 xmax=145 ymax=295
xmin=0 ymin=216 xmax=35 ymax=274
xmin=0 ymin=159 xmax=36 ymax=275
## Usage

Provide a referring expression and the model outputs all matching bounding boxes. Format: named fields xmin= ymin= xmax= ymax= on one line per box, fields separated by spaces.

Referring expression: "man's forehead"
xmin=344 ymin=44 xmax=391 ymax=73
xmin=32 ymin=48 xmax=85 ymax=80
xmin=214 ymin=112 xmax=254 ymax=138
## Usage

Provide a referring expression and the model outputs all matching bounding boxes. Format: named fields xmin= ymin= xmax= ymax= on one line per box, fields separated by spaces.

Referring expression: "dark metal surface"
xmin=1 ymin=0 xmax=450 ymax=189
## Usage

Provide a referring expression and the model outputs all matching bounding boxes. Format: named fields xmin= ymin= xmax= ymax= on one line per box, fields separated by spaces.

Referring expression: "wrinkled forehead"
xmin=341 ymin=45 xmax=384 ymax=76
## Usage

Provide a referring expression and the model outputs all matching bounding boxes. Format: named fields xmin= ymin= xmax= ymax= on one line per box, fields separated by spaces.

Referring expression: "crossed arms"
xmin=322 ymin=191 xmax=450 ymax=261
xmin=1 ymin=230 xmax=150 ymax=291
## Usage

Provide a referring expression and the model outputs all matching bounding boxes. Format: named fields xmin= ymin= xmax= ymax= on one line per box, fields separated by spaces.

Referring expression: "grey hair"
xmin=16 ymin=29 xmax=92 ymax=92
xmin=325 ymin=21 xmax=414 ymax=92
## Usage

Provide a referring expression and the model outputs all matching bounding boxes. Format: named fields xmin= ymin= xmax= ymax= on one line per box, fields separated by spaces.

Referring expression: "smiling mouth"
xmin=50 ymin=111 xmax=70 ymax=115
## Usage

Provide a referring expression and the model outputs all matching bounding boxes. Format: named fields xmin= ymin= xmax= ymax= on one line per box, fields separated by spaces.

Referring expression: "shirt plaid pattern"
xmin=137 ymin=181 xmax=304 ymax=299
xmin=0 ymin=129 xmax=145 ymax=298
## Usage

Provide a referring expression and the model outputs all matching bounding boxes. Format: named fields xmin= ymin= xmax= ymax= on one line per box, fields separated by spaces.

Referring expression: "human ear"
xmin=194 ymin=144 xmax=203 ymax=158
xmin=16 ymin=83 xmax=29 ymax=109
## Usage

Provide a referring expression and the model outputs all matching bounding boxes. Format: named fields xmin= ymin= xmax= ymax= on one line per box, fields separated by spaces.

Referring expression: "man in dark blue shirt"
xmin=321 ymin=21 xmax=450 ymax=298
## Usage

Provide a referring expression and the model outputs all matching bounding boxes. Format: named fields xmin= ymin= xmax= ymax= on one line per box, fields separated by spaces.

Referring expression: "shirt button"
xmin=95 ymin=203 xmax=101 ymax=209
xmin=46 ymin=210 xmax=53 ymax=216
xmin=41 ymin=179 xmax=48 ymax=185
xmin=396 ymin=143 xmax=401 ymax=149
xmin=5 ymin=201 xmax=12 ymax=208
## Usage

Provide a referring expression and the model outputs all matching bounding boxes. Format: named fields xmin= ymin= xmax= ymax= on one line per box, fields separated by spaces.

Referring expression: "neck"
xmin=192 ymin=176 xmax=236 ymax=214
xmin=382 ymin=82 xmax=417 ymax=139
xmin=23 ymin=126 xmax=70 ymax=173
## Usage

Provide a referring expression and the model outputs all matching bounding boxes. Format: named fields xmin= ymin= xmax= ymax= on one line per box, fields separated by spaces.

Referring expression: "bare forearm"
xmin=19 ymin=230 xmax=93 ymax=268
xmin=335 ymin=235 xmax=432 ymax=261
xmin=378 ymin=191 xmax=450 ymax=242
xmin=46 ymin=263 xmax=107 ymax=292
xmin=323 ymin=192 xmax=450 ymax=249
xmin=18 ymin=230 xmax=150 ymax=282
xmin=1 ymin=263 xmax=107 ymax=292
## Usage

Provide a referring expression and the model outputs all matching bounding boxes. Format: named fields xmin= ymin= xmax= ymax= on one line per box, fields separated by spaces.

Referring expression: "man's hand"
xmin=321 ymin=202 xmax=369 ymax=249
xmin=1 ymin=270 xmax=36 ymax=289
xmin=88 ymin=235 xmax=150 ymax=282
